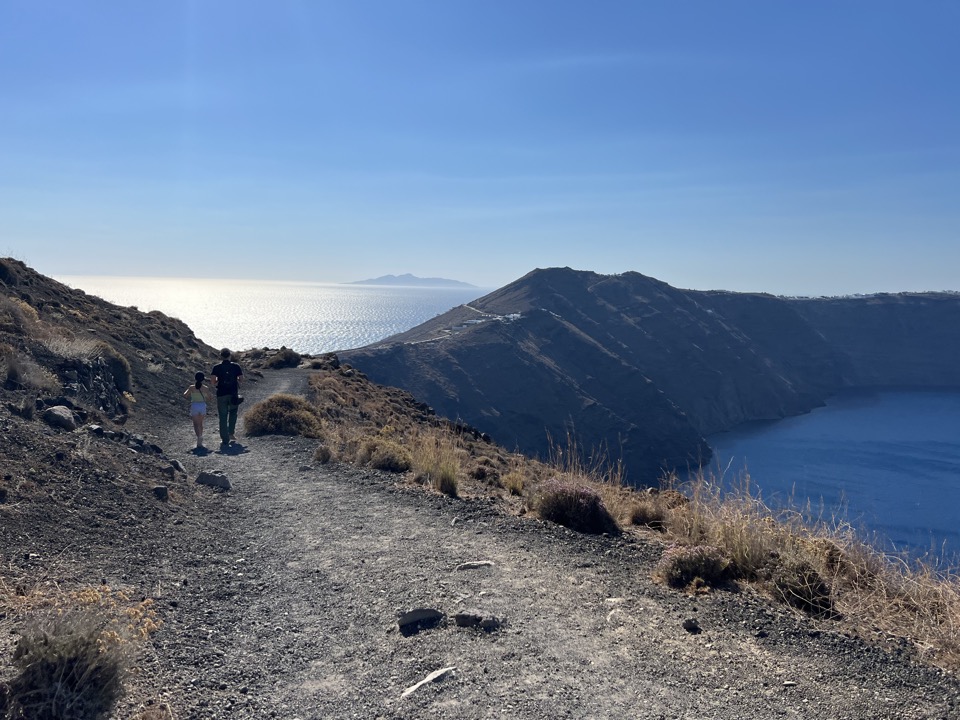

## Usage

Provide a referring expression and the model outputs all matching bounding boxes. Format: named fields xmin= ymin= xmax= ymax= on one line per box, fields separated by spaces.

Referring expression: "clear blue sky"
xmin=2 ymin=1 xmax=958 ymax=294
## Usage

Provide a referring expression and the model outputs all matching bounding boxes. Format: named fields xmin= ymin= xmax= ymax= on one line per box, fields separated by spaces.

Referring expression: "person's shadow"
xmin=191 ymin=446 xmax=213 ymax=456
xmin=217 ymin=442 xmax=249 ymax=456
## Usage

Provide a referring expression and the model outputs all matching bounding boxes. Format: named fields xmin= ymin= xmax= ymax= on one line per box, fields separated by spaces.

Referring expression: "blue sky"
xmin=2 ymin=1 xmax=958 ymax=294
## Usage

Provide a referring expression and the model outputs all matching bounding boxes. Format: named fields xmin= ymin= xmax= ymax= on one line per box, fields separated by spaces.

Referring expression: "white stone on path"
xmin=401 ymin=667 xmax=457 ymax=699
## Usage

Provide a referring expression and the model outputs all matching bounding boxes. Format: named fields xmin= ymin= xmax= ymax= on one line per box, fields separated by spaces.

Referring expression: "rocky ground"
xmin=10 ymin=368 xmax=945 ymax=720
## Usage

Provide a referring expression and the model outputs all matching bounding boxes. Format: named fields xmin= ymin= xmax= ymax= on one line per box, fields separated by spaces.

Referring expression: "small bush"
xmin=357 ymin=437 xmax=412 ymax=473
xmin=244 ymin=394 xmax=324 ymax=438
xmin=4 ymin=586 xmax=158 ymax=720
xmin=6 ymin=609 xmax=127 ymax=719
xmin=94 ymin=342 xmax=132 ymax=393
xmin=264 ymin=347 xmax=302 ymax=369
xmin=772 ymin=558 xmax=836 ymax=617
xmin=629 ymin=499 xmax=668 ymax=530
xmin=537 ymin=478 xmax=619 ymax=535
xmin=314 ymin=446 xmax=333 ymax=464
xmin=657 ymin=544 xmax=732 ymax=589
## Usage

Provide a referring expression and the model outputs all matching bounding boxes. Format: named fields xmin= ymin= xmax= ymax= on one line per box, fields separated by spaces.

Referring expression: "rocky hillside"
xmin=341 ymin=268 xmax=960 ymax=484
xmin=0 ymin=257 xmax=219 ymax=423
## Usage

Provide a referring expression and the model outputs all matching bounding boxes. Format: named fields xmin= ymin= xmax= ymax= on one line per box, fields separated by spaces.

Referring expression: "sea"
xmin=60 ymin=275 xmax=960 ymax=566
xmin=57 ymin=275 xmax=486 ymax=354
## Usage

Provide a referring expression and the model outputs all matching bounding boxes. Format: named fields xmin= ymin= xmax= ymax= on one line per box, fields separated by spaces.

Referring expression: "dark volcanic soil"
xmin=59 ymin=369 xmax=958 ymax=719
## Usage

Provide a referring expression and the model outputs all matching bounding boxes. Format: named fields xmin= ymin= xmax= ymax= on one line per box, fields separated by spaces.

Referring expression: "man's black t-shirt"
xmin=211 ymin=361 xmax=243 ymax=397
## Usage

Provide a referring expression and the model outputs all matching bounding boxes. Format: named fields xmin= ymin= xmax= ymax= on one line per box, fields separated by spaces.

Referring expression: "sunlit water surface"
xmin=58 ymin=276 xmax=485 ymax=353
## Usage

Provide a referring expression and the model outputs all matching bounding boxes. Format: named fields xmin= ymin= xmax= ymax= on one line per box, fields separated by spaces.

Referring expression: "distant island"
xmin=348 ymin=273 xmax=476 ymax=288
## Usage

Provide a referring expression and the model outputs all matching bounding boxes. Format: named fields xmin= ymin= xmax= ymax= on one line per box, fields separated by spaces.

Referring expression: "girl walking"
xmin=183 ymin=372 xmax=212 ymax=449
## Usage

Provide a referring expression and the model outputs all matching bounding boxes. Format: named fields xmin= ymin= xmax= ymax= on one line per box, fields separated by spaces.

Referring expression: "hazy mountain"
xmin=341 ymin=267 xmax=960 ymax=484
xmin=348 ymin=273 xmax=476 ymax=288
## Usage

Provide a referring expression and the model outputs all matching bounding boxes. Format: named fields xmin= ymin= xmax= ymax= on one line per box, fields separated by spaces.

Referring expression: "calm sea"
xmin=58 ymin=276 xmax=485 ymax=354
xmin=708 ymin=390 xmax=960 ymax=565
xmin=59 ymin=276 xmax=960 ymax=563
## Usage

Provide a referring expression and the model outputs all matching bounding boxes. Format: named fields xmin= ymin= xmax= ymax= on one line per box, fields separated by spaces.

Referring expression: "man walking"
xmin=211 ymin=348 xmax=243 ymax=446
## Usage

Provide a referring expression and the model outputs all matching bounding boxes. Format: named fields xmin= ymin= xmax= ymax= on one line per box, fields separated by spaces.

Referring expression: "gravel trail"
xmin=128 ymin=369 xmax=960 ymax=720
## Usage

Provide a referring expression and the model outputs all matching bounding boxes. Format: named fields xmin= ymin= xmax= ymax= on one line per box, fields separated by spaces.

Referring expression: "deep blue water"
xmin=707 ymin=390 xmax=960 ymax=564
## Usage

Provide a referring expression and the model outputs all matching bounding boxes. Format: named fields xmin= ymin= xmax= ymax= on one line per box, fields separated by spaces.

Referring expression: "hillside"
xmin=341 ymin=267 xmax=960 ymax=484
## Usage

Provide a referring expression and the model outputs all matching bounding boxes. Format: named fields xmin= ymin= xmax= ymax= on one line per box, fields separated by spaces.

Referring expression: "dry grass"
xmin=411 ymin=430 xmax=460 ymax=496
xmin=652 ymin=468 xmax=960 ymax=669
xmin=39 ymin=335 xmax=104 ymax=361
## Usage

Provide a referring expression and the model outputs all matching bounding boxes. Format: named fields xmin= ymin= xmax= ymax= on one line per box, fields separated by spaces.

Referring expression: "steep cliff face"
xmin=341 ymin=268 xmax=960 ymax=484
xmin=789 ymin=294 xmax=960 ymax=387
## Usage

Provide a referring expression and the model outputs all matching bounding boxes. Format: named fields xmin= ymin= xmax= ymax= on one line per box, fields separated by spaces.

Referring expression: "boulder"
xmin=398 ymin=608 xmax=444 ymax=636
xmin=196 ymin=470 xmax=231 ymax=490
xmin=42 ymin=406 xmax=77 ymax=431
xmin=153 ymin=485 xmax=169 ymax=502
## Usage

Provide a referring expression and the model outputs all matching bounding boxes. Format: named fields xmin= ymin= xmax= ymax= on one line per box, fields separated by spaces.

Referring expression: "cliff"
xmin=341 ymin=268 xmax=960 ymax=484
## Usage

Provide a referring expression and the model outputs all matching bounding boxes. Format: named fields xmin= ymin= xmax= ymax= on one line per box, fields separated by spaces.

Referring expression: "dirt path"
xmin=128 ymin=369 xmax=960 ymax=720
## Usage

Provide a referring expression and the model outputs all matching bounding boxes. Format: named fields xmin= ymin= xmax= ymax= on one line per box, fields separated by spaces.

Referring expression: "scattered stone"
xmin=162 ymin=466 xmax=176 ymax=480
xmin=0 ymin=487 xmax=7 ymax=504
xmin=299 ymin=465 xmax=313 ymax=472
xmin=480 ymin=616 xmax=504 ymax=632
xmin=170 ymin=459 xmax=186 ymax=474
xmin=401 ymin=666 xmax=457 ymax=699
xmin=153 ymin=485 xmax=169 ymax=502
xmin=453 ymin=612 xmax=483 ymax=628
xmin=682 ymin=618 xmax=702 ymax=634
xmin=454 ymin=612 xmax=504 ymax=632
xmin=196 ymin=470 xmax=231 ymax=490
xmin=88 ymin=424 xmax=104 ymax=436
xmin=455 ymin=560 xmax=494 ymax=571
xmin=783 ymin=681 xmax=797 ymax=687
xmin=42 ymin=405 xmax=77 ymax=431
xmin=398 ymin=608 xmax=444 ymax=637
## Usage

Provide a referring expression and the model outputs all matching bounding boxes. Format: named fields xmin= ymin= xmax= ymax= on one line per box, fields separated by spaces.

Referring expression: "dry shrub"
xmin=2 ymin=585 xmax=159 ymax=720
xmin=244 ymin=393 xmax=324 ymax=438
xmin=536 ymin=478 xmax=618 ymax=535
xmin=773 ymin=557 xmax=836 ymax=617
xmin=314 ymin=445 xmax=333 ymax=464
xmin=95 ymin=342 xmax=133 ymax=394
xmin=357 ymin=436 xmax=412 ymax=473
xmin=412 ymin=431 xmax=460 ymax=497
xmin=0 ymin=296 xmax=40 ymax=334
xmin=264 ymin=347 xmax=301 ymax=369
xmin=1 ymin=346 xmax=58 ymax=392
xmin=657 ymin=544 xmax=732 ymax=590
xmin=629 ymin=498 xmax=668 ymax=530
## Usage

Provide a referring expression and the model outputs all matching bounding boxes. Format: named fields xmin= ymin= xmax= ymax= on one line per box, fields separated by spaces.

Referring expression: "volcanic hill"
xmin=341 ymin=267 xmax=960 ymax=483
